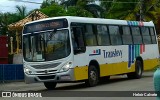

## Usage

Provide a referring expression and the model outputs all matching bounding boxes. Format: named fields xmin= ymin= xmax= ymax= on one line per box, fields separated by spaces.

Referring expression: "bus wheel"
xmin=85 ymin=65 xmax=99 ymax=87
xmin=44 ymin=82 xmax=57 ymax=90
xmin=127 ymin=60 xmax=143 ymax=79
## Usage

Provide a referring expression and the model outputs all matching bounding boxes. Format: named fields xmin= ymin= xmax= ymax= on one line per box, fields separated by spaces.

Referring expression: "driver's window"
xmin=71 ymin=27 xmax=85 ymax=54
xmin=71 ymin=28 xmax=78 ymax=50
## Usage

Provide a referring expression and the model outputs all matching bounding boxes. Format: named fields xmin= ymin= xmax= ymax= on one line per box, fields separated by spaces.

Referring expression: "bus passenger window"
xmin=85 ymin=25 xmax=97 ymax=46
xmin=97 ymin=25 xmax=110 ymax=45
xmin=71 ymin=28 xmax=78 ymax=49
xmin=122 ymin=26 xmax=132 ymax=45
xmin=131 ymin=27 xmax=142 ymax=44
xmin=141 ymin=27 xmax=151 ymax=44
xmin=109 ymin=26 xmax=122 ymax=45
xmin=150 ymin=28 xmax=157 ymax=44
xmin=72 ymin=27 xmax=85 ymax=54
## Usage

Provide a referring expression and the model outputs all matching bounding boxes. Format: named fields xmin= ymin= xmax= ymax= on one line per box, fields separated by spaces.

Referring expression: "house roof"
xmin=8 ymin=10 xmax=48 ymax=30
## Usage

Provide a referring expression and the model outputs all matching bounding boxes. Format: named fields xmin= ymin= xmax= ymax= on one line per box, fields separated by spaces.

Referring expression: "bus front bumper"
xmin=24 ymin=68 xmax=75 ymax=84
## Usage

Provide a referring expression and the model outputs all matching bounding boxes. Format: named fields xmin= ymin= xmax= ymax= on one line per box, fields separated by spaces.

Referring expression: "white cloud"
xmin=0 ymin=0 xmax=43 ymax=13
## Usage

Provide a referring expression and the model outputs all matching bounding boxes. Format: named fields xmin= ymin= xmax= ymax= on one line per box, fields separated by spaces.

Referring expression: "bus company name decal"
xmin=103 ymin=49 xmax=122 ymax=58
xmin=89 ymin=49 xmax=122 ymax=58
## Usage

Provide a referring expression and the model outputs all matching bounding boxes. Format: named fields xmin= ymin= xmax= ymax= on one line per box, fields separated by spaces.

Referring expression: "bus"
xmin=22 ymin=16 xmax=159 ymax=90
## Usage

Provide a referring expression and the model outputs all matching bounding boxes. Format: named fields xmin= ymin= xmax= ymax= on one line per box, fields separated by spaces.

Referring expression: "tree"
xmin=0 ymin=13 xmax=9 ymax=35
xmin=40 ymin=3 xmax=66 ymax=17
xmin=0 ymin=12 xmax=20 ymax=35
xmin=101 ymin=0 xmax=139 ymax=19
xmin=66 ymin=6 xmax=93 ymax=17
xmin=100 ymin=0 xmax=160 ymax=23
xmin=61 ymin=0 xmax=104 ymax=18
xmin=40 ymin=0 xmax=57 ymax=8
xmin=15 ymin=5 xmax=27 ymax=20
xmin=141 ymin=0 xmax=160 ymax=22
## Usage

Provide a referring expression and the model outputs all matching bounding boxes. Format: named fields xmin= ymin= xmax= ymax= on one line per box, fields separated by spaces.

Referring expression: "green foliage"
xmin=1 ymin=0 xmax=160 ymax=36
xmin=40 ymin=0 xmax=56 ymax=9
xmin=101 ymin=0 xmax=139 ymax=19
xmin=66 ymin=6 xmax=93 ymax=17
xmin=40 ymin=3 xmax=66 ymax=17
xmin=61 ymin=0 xmax=102 ymax=17
xmin=40 ymin=3 xmax=93 ymax=17
xmin=0 ymin=5 xmax=27 ymax=35
xmin=15 ymin=5 xmax=27 ymax=19
xmin=0 ymin=13 xmax=20 ymax=35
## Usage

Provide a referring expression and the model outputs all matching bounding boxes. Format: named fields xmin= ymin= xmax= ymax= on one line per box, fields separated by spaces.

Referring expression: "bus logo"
xmin=89 ymin=49 xmax=101 ymax=56
xmin=128 ymin=44 xmax=145 ymax=68
xmin=45 ymin=70 xmax=49 ymax=74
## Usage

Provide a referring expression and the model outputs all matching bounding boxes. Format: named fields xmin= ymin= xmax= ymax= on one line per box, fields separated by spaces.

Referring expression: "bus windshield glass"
xmin=23 ymin=29 xmax=71 ymax=62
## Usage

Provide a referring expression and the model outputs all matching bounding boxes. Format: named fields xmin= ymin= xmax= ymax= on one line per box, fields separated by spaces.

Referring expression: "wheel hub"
xmin=90 ymin=71 xmax=97 ymax=81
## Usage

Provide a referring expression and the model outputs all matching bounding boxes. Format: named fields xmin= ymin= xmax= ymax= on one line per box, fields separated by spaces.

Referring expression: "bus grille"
xmin=38 ymin=75 xmax=55 ymax=80
xmin=36 ymin=70 xmax=57 ymax=74
xmin=31 ymin=63 xmax=61 ymax=69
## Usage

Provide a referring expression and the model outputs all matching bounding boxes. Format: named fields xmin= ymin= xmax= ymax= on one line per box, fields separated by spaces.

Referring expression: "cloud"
xmin=0 ymin=0 xmax=43 ymax=13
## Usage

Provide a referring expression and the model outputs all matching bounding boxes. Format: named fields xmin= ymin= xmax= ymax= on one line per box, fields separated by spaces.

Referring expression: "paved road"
xmin=0 ymin=71 xmax=158 ymax=100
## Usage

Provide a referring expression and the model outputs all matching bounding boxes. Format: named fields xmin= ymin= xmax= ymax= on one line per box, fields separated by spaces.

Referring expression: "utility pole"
xmin=140 ymin=0 xmax=144 ymax=21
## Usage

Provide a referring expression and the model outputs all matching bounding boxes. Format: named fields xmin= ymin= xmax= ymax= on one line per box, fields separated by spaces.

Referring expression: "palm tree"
xmin=40 ymin=0 xmax=56 ymax=8
xmin=0 ymin=13 xmax=10 ymax=35
xmin=101 ymin=0 xmax=160 ymax=23
xmin=141 ymin=0 xmax=160 ymax=22
xmin=15 ymin=5 xmax=27 ymax=20
xmin=60 ymin=0 xmax=104 ymax=18
xmin=100 ymin=0 xmax=139 ymax=19
xmin=60 ymin=0 xmax=78 ymax=7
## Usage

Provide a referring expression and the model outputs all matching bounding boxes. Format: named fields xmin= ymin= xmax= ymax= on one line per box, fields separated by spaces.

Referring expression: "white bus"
xmin=22 ymin=16 xmax=159 ymax=90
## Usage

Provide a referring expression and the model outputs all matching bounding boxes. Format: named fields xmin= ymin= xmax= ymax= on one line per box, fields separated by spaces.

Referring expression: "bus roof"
xmin=25 ymin=16 xmax=155 ymax=27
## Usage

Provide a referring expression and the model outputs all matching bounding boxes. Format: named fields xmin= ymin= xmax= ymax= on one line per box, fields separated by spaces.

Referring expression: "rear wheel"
xmin=44 ymin=82 xmax=57 ymax=90
xmin=85 ymin=65 xmax=99 ymax=87
xmin=127 ymin=60 xmax=143 ymax=79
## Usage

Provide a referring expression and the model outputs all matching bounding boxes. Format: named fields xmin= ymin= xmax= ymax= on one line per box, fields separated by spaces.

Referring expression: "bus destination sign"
xmin=24 ymin=18 xmax=68 ymax=33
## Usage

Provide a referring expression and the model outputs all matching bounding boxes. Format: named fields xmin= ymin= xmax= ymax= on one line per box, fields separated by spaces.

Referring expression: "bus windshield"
xmin=23 ymin=29 xmax=71 ymax=62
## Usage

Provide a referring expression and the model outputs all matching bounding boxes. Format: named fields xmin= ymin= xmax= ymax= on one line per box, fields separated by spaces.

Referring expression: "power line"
xmin=94 ymin=0 xmax=139 ymax=4
xmin=8 ymin=0 xmax=42 ymax=4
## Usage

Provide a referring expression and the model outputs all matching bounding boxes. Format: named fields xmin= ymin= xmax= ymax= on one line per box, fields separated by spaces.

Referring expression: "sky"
xmin=0 ymin=0 xmax=44 ymax=13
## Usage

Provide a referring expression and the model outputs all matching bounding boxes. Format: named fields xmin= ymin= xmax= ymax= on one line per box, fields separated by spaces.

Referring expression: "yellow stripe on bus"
xmin=74 ymin=58 xmax=159 ymax=81
xmin=100 ymin=62 xmax=135 ymax=77
xmin=143 ymin=58 xmax=159 ymax=70
xmin=74 ymin=66 xmax=88 ymax=81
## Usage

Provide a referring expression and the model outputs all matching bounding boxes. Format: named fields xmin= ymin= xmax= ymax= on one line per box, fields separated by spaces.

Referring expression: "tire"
xmin=85 ymin=65 xmax=99 ymax=87
xmin=44 ymin=82 xmax=57 ymax=90
xmin=127 ymin=60 xmax=143 ymax=79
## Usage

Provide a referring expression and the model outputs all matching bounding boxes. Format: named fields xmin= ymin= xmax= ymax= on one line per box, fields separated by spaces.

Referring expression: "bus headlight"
xmin=60 ymin=62 xmax=72 ymax=72
xmin=24 ymin=66 xmax=32 ymax=75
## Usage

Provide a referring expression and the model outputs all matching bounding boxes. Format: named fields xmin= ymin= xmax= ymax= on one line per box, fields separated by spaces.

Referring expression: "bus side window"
xmin=131 ymin=27 xmax=142 ymax=44
xmin=141 ymin=27 xmax=151 ymax=44
xmin=72 ymin=27 xmax=86 ymax=54
xmin=150 ymin=27 xmax=157 ymax=44
xmin=97 ymin=25 xmax=110 ymax=46
xmin=122 ymin=26 xmax=133 ymax=45
xmin=109 ymin=25 xmax=122 ymax=45
xmin=85 ymin=25 xmax=97 ymax=46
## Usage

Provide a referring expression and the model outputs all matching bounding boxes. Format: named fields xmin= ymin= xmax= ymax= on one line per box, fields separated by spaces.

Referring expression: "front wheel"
xmin=127 ymin=60 xmax=143 ymax=79
xmin=85 ymin=65 xmax=99 ymax=87
xmin=44 ymin=82 xmax=57 ymax=90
